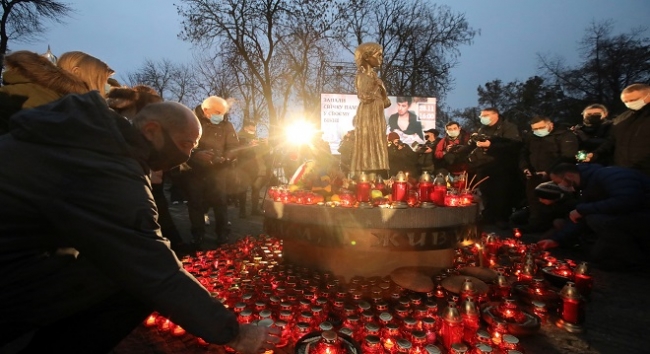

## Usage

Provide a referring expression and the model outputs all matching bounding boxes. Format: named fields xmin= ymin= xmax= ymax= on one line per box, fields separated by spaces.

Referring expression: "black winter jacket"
xmin=575 ymin=164 xmax=650 ymax=216
xmin=573 ymin=120 xmax=612 ymax=152
xmin=0 ymin=93 xmax=238 ymax=344
xmin=520 ymin=128 xmax=579 ymax=173
xmin=593 ymin=104 xmax=650 ymax=175
xmin=186 ymin=111 xmax=239 ymax=174
xmin=469 ymin=119 xmax=521 ymax=171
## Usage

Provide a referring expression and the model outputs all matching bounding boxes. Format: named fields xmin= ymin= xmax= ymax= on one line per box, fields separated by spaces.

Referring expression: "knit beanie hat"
xmin=387 ymin=132 xmax=400 ymax=141
xmin=534 ymin=181 xmax=564 ymax=201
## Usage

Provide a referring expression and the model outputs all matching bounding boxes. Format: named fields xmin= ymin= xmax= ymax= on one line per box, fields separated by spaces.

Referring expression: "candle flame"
xmin=144 ymin=314 xmax=157 ymax=327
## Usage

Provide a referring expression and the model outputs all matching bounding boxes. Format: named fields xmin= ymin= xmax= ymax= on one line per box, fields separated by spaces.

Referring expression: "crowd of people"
xmin=0 ymin=46 xmax=648 ymax=353
xmin=341 ymin=85 xmax=650 ymax=271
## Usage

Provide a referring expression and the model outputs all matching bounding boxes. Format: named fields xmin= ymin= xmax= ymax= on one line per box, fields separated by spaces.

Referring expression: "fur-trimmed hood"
xmin=3 ymin=50 xmax=90 ymax=96
xmin=106 ymin=85 xmax=163 ymax=116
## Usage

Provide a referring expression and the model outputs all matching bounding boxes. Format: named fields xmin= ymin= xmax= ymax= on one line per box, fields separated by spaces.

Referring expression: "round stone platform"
xmin=263 ymin=200 xmax=480 ymax=279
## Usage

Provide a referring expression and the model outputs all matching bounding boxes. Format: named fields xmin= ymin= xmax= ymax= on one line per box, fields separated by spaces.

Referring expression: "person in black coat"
xmin=538 ymin=163 xmax=650 ymax=270
xmin=571 ymin=104 xmax=612 ymax=163
xmin=586 ymin=84 xmax=650 ymax=175
xmin=387 ymin=132 xmax=419 ymax=178
xmin=0 ymin=93 xmax=277 ymax=352
xmin=519 ymin=116 xmax=579 ymax=232
xmin=186 ymin=97 xmax=239 ymax=248
xmin=468 ymin=107 xmax=522 ymax=227
xmin=106 ymin=85 xmax=189 ymax=255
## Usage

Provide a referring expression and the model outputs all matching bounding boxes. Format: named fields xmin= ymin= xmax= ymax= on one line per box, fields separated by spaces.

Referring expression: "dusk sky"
xmin=19 ymin=0 xmax=650 ymax=111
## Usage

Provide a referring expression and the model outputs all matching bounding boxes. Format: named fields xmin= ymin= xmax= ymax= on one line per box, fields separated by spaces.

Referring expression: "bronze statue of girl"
xmin=350 ymin=42 xmax=391 ymax=176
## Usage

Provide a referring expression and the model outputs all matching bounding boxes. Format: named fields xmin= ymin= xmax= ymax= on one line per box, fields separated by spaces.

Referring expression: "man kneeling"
xmin=537 ymin=163 xmax=650 ymax=271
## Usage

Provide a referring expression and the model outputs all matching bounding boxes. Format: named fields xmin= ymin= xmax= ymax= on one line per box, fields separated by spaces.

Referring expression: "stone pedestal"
xmin=263 ymin=200 xmax=480 ymax=280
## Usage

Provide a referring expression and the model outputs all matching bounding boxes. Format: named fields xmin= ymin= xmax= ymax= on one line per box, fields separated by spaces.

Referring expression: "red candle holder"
xmin=459 ymin=189 xmax=474 ymax=206
xmin=557 ymin=282 xmax=585 ymax=333
xmin=407 ymin=190 xmax=419 ymax=208
xmin=419 ymin=182 xmax=433 ymax=202
xmin=532 ymin=300 xmax=549 ymax=324
xmin=309 ymin=330 xmax=342 ymax=354
xmin=444 ymin=192 xmax=461 ymax=207
xmin=440 ymin=302 xmax=463 ymax=350
xmin=291 ymin=322 xmax=311 ymax=344
xmin=273 ymin=320 xmax=291 ymax=348
xmin=392 ymin=171 xmax=409 ymax=208
xmin=361 ymin=335 xmax=384 ymax=354
xmin=381 ymin=323 xmax=401 ymax=352
xmin=356 ymin=181 xmax=371 ymax=202
xmin=573 ymin=262 xmax=593 ymax=297
xmin=418 ymin=172 xmax=435 ymax=208
xmin=460 ymin=297 xmax=480 ymax=344
xmin=492 ymin=273 xmax=511 ymax=301
xmin=432 ymin=173 xmax=447 ymax=206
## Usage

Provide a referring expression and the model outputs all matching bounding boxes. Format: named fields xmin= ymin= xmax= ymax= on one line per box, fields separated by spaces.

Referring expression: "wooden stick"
xmin=470 ymin=176 xmax=490 ymax=191
xmin=467 ymin=174 xmax=477 ymax=190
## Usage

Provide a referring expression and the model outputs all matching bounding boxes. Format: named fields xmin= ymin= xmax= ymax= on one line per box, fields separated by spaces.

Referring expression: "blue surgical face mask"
xmin=479 ymin=116 xmax=491 ymax=125
xmin=104 ymin=83 xmax=112 ymax=94
xmin=446 ymin=130 xmax=460 ymax=138
xmin=533 ymin=128 xmax=550 ymax=137
xmin=210 ymin=114 xmax=224 ymax=125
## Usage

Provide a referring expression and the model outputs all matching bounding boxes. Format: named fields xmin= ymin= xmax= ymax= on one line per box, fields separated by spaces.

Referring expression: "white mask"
xmin=447 ymin=130 xmax=460 ymax=138
xmin=533 ymin=128 xmax=550 ymax=137
xmin=625 ymin=93 xmax=648 ymax=111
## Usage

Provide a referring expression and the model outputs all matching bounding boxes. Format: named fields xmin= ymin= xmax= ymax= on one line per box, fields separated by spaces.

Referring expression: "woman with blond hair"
xmin=0 ymin=49 xmax=113 ymax=134
xmin=57 ymin=51 xmax=114 ymax=97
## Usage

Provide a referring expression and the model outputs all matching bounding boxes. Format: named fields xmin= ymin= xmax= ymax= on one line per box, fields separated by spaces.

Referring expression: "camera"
xmin=470 ymin=133 xmax=490 ymax=143
xmin=411 ymin=141 xmax=435 ymax=153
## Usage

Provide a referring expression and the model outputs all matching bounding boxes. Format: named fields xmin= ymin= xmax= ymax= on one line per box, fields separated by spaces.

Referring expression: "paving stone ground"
xmin=112 ymin=188 xmax=650 ymax=354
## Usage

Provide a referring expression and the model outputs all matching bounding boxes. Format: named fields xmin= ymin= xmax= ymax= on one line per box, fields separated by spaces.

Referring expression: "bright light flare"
xmin=285 ymin=121 xmax=316 ymax=146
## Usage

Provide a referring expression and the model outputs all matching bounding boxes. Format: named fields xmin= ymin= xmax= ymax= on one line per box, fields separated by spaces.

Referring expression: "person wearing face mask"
xmin=537 ymin=163 xmax=650 ymax=271
xmin=185 ymin=96 xmax=239 ymax=249
xmin=434 ymin=121 xmax=471 ymax=173
xmin=107 ymin=85 xmax=191 ymax=256
xmin=0 ymin=92 xmax=280 ymax=353
xmin=571 ymin=104 xmax=612 ymax=161
xmin=518 ymin=116 xmax=579 ymax=232
xmin=468 ymin=107 xmax=522 ymax=228
xmin=585 ymin=84 xmax=650 ymax=175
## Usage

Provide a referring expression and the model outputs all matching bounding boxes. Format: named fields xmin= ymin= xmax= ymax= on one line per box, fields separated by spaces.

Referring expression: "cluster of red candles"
xmin=267 ymin=171 xmax=475 ymax=209
xmin=143 ymin=232 xmax=593 ymax=353
xmin=462 ymin=231 xmax=592 ymax=334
